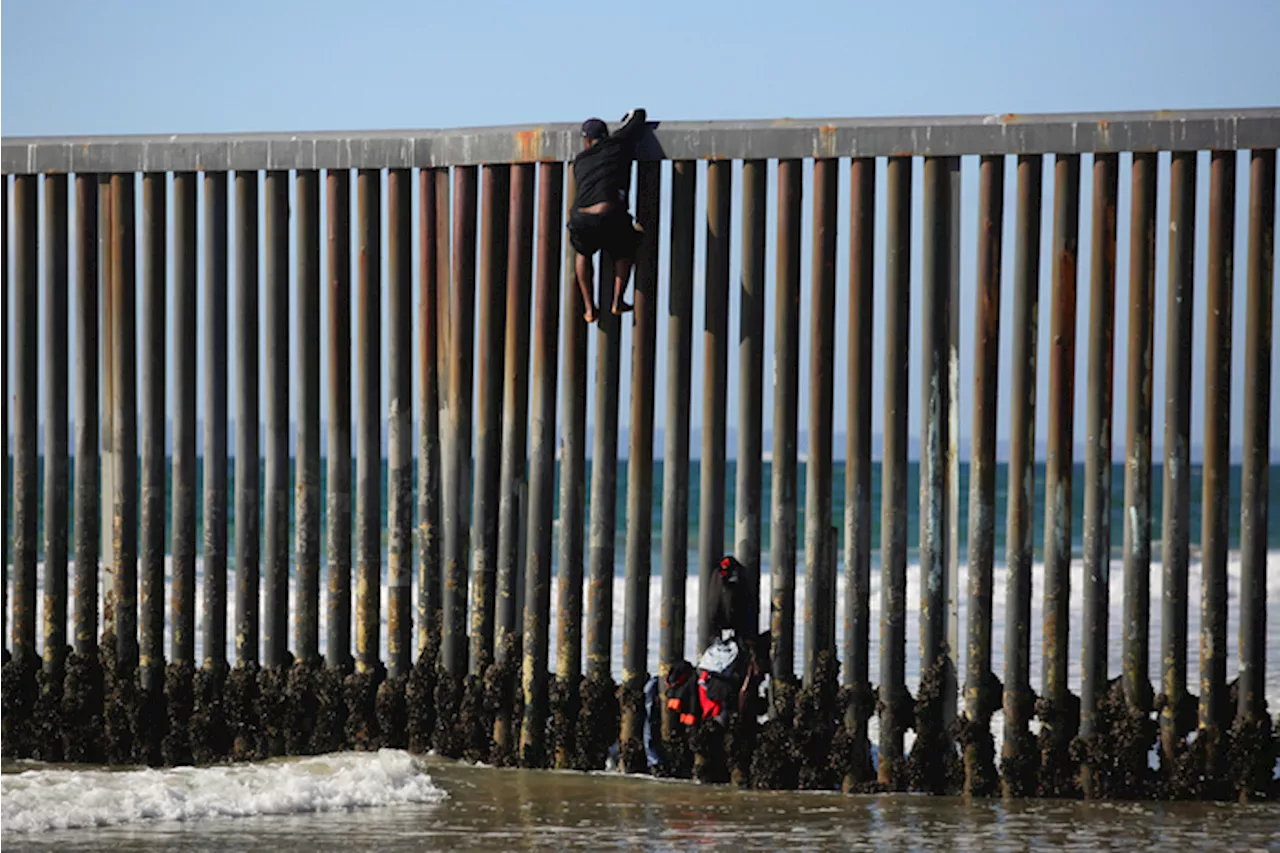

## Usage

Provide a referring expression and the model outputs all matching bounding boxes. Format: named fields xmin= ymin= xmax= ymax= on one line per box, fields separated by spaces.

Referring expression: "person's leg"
xmin=608 ymin=211 xmax=642 ymax=314
xmin=611 ymin=254 xmax=635 ymax=314
xmin=575 ymin=252 xmax=597 ymax=323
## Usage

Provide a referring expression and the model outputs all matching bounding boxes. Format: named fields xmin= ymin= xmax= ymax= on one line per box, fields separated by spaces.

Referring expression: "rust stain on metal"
xmin=514 ymin=128 xmax=543 ymax=163
xmin=1056 ymin=249 xmax=1077 ymax=305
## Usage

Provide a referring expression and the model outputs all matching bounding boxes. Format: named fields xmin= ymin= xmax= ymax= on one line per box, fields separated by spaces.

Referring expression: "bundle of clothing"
xmin=641 ymin=555 xmax=771 ymax=768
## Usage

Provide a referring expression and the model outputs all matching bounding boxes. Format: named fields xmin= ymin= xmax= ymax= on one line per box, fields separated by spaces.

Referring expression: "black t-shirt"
xmin=572 ymin=109 xmax=647 ymax=209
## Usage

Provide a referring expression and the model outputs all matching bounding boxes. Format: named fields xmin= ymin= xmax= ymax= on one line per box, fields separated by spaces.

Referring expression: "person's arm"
xmin=612 ymin=108 xmax=648 ymax=142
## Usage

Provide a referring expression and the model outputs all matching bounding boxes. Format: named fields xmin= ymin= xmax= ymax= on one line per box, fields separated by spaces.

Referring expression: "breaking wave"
xmin=1 ymin=749 xmax=446 ymax=834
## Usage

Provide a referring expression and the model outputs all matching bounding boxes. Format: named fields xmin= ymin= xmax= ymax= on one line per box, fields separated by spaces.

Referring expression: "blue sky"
xmin=3 ymin=0 xmax=1278 ymax=461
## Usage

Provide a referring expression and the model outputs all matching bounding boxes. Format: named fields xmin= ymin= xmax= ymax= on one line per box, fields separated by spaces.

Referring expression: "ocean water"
xmin=4 ymin=753 xmax=1279 ymax=852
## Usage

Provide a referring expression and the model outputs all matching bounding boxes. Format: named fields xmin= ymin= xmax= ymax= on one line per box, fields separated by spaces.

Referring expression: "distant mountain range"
xmin=29 ymin=418 xmax=1249 ymax=465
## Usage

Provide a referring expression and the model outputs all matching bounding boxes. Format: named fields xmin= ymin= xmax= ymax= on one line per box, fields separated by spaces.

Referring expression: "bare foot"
xmin=611 ymin=300 xmax=633 ymax=315
xmin=583 ymin=304 xmax=598 ymax=324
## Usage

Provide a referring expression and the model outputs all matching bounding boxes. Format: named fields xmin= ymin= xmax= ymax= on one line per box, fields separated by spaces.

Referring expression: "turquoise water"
xmin=13 ymin=457 xmax=1280 ymax=570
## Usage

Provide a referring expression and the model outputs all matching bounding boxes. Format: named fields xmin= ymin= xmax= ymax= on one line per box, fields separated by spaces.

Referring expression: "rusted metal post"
xmin=234 ymin=170 xmax=259 ymax=668
xmin=432 ymin=168 xmax=452 ymax=648
xmin=99 ymin=176 xmax=114 ymax=642
xmin=295 ymin=169 xmax=321 ymax=666
xmin=388 ymin=168 xmax=413 ymax=679
xmin=498 ymin=164 xmax=535 ymax=665
xmin=1199 ymin=151 xmax=1235 ymax=739
xmin=843 ymin=156 xmax=875 ymax=787
xmin=140 ymin=173 xmax=166 ymax=691
xmin=2 ymin=178 xmax=8 ymax=656
xmin=586 ymin=304 xmax=620 ymax=681
xmin=1123 ymin=153 xmax=1157 ymax=712
xmin=434 ymin=167 xmax=452 ymax=574
xmin=473 ymin=164 xmax=509 ymax=674
xmin=621 ymin=162 xmax=663 ymax=673
xmin=737 ymin=159 xmax=766 ymax=637
xmin=326 ymin=169 xmax=353 ymax=673
xmin=1042 ymin=154 xmax=1079 ymax=713
xmin=43 ymin=174 xmax=69 ymax=677
xmin=557 ymin=165 xmax=587 ymax=733
xmin=921 ymin=156 xmax=952 ymax=678
xmin=1160 ymin=151 xmax=1196 ymax=761
xmin=377 ymin=169 xmax=408 ymax=671
xmin=804 ymin=158 xmax=837 ymax=684
xmin=111 ymin=173 xmax=139 ymax=670
xmin=878 ymin=156 xmax=911 ymax=785
xmin=13 ymin=174 xmax=37 ymax=663
xmin=417 ymin=168 xmax=443 ymax=661
xmin=771 ymin=159 xmax=801 ymax=684
xmin=1080 ymin=154 xmax=1118 ymax=795
xmin=698 ymin=160 xmax=732 ymax=653
xmin=1002 ymin=155 xmax=1042 ymax=790
xmin=12 ymin=174 xmax=39 ymax=663
xmin=521 ymin=161 xmax=563 ymax=762
xmin=172 ymin=173 xmax=197 ymax=667
xmin=661 ymin=162 xmax=696 ymax=723
xmin=435 ymin=169 xmax=452 ymax=419
xmin=620 ymin=161 xmax=662 ymax=766
xmin=74 ymin=175 xmax=100 ymax=659
xmin=587 ymin=245 xmax=625 ymax=679
xmin=1237 ymin=149 xmax=1274 ymax=726
xmin=264 ymin=170 xmax=289 ymax=670
xmin=140 ymin=186 xmax=166 ymax=744
xmin=946 ymin=157 xmax=962 ymax=730
xmin=516 ymin=485 xmax=528 ymax=656
xmin=204 ymin=171 xmax=229 ymax=669
xmin=355 ymin=168 xmax=382 ymax=675
xmin=584 ymin=240 xmax=624 ymax=676
xmin=827 ymin=525 xmax=839 ymax=654
xmin=443 ymin=165 xmax=478 ymax=677
xmin=964 ymin=155 xmax=1003 ymax=794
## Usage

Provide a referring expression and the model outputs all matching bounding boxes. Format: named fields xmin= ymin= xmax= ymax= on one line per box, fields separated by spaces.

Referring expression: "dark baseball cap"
xmin=581 ymin=118 xmax=608 ymax=141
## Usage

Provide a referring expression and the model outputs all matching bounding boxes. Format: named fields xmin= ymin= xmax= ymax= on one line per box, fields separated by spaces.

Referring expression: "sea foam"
xmin=1 ymin=749 xmax=446 ymax=834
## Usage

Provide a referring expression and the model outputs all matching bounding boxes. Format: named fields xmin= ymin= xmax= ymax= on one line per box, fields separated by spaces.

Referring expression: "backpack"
xmin=665 ymin=636 xmax=771 ymax=729
xmin=698 ymin=631 xmax=774 ymax=725
xmin=664 ymin=660 xmax=699 ymax=727
xmin=697 ymin=636 xmax=744 ymax=724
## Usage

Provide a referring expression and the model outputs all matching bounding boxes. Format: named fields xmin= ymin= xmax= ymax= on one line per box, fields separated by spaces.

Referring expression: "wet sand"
xmin=5 ymin=754 xmax=1278 ymax=852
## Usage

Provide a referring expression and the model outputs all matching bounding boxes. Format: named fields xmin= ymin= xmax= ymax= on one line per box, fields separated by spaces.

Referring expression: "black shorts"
xmin=568 ymin=207 xmax=642 ymax=261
